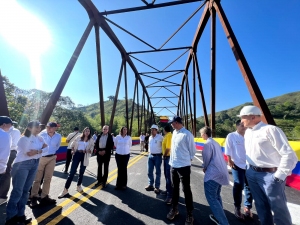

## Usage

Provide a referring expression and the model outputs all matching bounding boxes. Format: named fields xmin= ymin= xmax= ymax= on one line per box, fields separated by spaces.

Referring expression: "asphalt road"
xmin=0 ymin=145 xmax=299 ymax=225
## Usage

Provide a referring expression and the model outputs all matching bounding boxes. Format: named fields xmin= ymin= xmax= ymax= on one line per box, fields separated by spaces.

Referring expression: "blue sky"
xmin=0 ymin=0 xmax=299 ymax=118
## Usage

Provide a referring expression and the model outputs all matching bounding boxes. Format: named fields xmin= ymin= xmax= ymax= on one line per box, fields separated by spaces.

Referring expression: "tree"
xmin=107 ymin=95 xmax=115 ymax=101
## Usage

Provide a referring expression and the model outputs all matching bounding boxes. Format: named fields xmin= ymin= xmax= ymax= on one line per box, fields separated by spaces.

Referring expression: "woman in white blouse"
xmin=6 ymin=121 xmax=47 ymax=225
xmin=58 ymin=127 xmax=94 ymax=198
xmin=114 ymin=127 xmax=132 ymax=190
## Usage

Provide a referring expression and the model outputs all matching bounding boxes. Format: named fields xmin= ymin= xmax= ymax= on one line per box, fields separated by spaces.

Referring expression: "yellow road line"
xmin=46 ymin=152 xmax=146 ymax=224
xmin=30 ymin=152 xmax=147 ymax=225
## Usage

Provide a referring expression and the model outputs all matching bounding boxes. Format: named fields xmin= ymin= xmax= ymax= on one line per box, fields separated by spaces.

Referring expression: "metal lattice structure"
xmin=0 ymin=0 xmax=275 ymax=136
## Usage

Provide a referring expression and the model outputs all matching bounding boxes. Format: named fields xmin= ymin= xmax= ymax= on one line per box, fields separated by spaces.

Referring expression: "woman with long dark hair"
xmin=6 ymin=121 xmax=47 ymax=225
xmin=114 ymin=127 xmax=132 ymax=190
xmin=58 ymin=127 xmax=94 ymax=198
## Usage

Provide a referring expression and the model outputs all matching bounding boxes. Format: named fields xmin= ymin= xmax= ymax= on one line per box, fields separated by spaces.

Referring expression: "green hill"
xmin=197 ymin=91 xmax=300 ymax=139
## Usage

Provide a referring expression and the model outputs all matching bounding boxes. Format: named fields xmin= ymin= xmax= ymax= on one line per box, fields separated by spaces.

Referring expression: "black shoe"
xmin=102 ymin=182 xmax=107 ymax=188
xmin=30 ymin=197 xmax=38 ymax=208
xmin=114 ymin=186 xmax=121 ymax=190
xmin=39 ymin=195 xmax=56 ymax=206
xmin=17 ymin=215 xmax=32 ymax=224
xmin=145 ymin=185 xmax=154 ymax=191
xmin=209 ymin=214 xmax=220 ymax=225
xmin=63 ymin=170 xmax=68 ymax=174
xmin=5 ymin=216 xmax=25 ymax=225
xmin=95 ymin=181 xmax=102 ymax=187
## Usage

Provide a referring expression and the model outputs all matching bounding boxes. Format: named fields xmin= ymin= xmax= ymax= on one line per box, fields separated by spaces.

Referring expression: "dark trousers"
xmin=0 ymin=150 xmax=17 ymax=199
xmin=65 ymin=152 xmax=86 ymax=189
xmin=64 ymin=148 xmax=73 ymax=172
xmin=115 ymin=153 xmax=130 ymax=188
xmin=97 ymin=153 xmax=111 ymax=184
xmin=171 ymin=166 xmax=194 ymax=212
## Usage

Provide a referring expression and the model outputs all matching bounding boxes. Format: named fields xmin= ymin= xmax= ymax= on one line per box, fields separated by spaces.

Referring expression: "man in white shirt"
xmin=64 ymin=127 xmax=81 ymax=173
xmin=92 ymin=131 xmax=98 ymax=142
xmin=167 ymin=116 xmax=196 ymax=225
xmin=0 ymin=121 xmax=20 ymax=205
xmin=225 ymin=120 xmax=253 ymax=220
xmin=140 ymin=132 xmax=145 ymax=152
xmin=0 ymin=116 xmax=12 ymax=205
xmin=239 ymin=105 xmax=298 ymax=225
xmin=30 ymin=122 xmax=62 ymax=207
xmin=145 ymin=124 xmax=163 ymax=194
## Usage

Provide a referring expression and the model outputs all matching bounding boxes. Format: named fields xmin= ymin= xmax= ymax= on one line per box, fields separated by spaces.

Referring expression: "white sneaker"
xmin=77 ymin=185 xmax=83 ymax=192
xmin=58 ymin=188 xmax=68 ymax=198
xmin=0 ymin=198 xmax=7 ymax=205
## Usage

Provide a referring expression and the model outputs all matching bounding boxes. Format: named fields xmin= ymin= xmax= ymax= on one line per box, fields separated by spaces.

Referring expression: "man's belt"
xmin=76 ymin=150 xmax=85 ymax=153
xmin=43 ymin=154 xmax=56 ymax=157
xmin=250 ymin=165 xmax=277 ymax=172
xmin=150 ymin=153 xmax=162 ymax=156
xmin=99 ymin=148 xmax=106 ymax=150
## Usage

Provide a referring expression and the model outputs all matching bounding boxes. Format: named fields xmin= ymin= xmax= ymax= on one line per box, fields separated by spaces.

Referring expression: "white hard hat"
xmin=237 ymin=105 xmax=262 ymax=117
xmin=150 ymin=124 xmax=159 ymax=130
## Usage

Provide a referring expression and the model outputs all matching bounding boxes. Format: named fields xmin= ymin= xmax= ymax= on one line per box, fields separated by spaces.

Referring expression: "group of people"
xmin=0 ymin=116 xmax=132 ymax=225
xmin=0 ymin=104 xmax=298 ymax=225
xmin=200 ymin=106 xmax=298 ymax=225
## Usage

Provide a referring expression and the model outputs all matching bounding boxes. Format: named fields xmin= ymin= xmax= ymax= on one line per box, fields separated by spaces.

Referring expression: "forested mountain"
xmin=197 ymin=91 xmax=300 ymax=139
xmin=3 ymin=75 xmax=300 ymax=139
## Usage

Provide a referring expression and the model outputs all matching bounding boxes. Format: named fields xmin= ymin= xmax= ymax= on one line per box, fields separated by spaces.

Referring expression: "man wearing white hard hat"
xmin=238 ymin=105 xmax=297 ymax=225
xmin=145 ymin=124 xmax=164 ymax=194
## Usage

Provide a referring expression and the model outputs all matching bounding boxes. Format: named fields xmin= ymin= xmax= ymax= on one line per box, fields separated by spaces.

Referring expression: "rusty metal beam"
xmin=130 ymin=79 xmax=138 ymax=135
xmin=99 ymin=0 xmax=204 ymax=16
xmin=95 ymin=25 xmax=105 ymax=127
xmin=147 ymin=80 xmax=180 ymax=87
xmin=109 ymin=59 xmax=124 ymax=129
xmin=128 ymin=46 xmax=191 ymax=55
xmin=130 ymin=55 xmax=160 ymax=72
xmin=210 ymin=5 xmax=216 ymax=137
xmin=162 ymin=48 xmax=190 ymax=71
xmin=146 ymin=101 xmax=149 ymax=132
xmin=177 ymin=2 xmax=210 ymax=115
xmin=150 ymin=87 xmax=163 ymax=98
xmin=40 ymin=19 xmax=94 ymax=125
xmin=186 ymin=74 xmax=194 ymax=133
xmin=193 ymin=57 xmax=197 ymax=136
xmin=163 ymin=87 xmax=179 ymax=97
xmin=124 ymin=61 xmax=129 ymax=129
xmin=193 ymin=52 xmax=209 ymax=126
xmin=147 ymin=85 xmax=180 ymax=88
xmin=140 ymin=70 xmax=184 ymax=74
xmin=159 ymin=0 xmax=207 ymax=49
xmin=137 ymin=83 xmax=140 ymax=132
xmin=104 ymin=17 xmax=156 ymax=50
xmin=79 ymin=0 xmax=155 ymax=124
xmin=0 ymin=71 xmax=9 ymax=116
xmin=213 ymin=0 xmax=275 ymax=125
xmin=151 ymin=96 xmax=177 ymax=99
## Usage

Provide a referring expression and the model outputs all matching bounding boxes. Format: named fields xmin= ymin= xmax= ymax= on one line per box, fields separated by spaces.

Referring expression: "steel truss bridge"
xmin=0 ymin=0 xmax=275 ymax=136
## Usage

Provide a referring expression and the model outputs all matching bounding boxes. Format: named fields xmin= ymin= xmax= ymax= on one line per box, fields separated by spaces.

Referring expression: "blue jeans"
xmin=163 ymin=156 xmax=173 ymax=198
xmin=65 ymin=152 xmax=87 ymax=189
xmin=147 ymin=154 xmax=162 ymax=188
xmin=204 ymin=180 xmax=229 ymax=225
xmin=246 ymin=166 xmax=292 ymax=225
xmin=6 ymin=159 xmax=39 ymax=221
xmin=231 ymin=165 xmax=253 ymax=209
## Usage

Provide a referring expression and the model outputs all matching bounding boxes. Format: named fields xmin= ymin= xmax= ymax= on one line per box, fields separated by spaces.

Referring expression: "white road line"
xmin=194 ymin=156 xmax=300 ymax=224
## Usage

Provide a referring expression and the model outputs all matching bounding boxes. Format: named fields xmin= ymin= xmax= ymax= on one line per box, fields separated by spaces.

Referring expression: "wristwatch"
xmin=274 ymin=177 xmax=283 ymax=182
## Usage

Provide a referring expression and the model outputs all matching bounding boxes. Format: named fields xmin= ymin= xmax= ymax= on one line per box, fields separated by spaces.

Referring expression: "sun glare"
xmin=0 ymin=0 xmax=52 ymax=88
